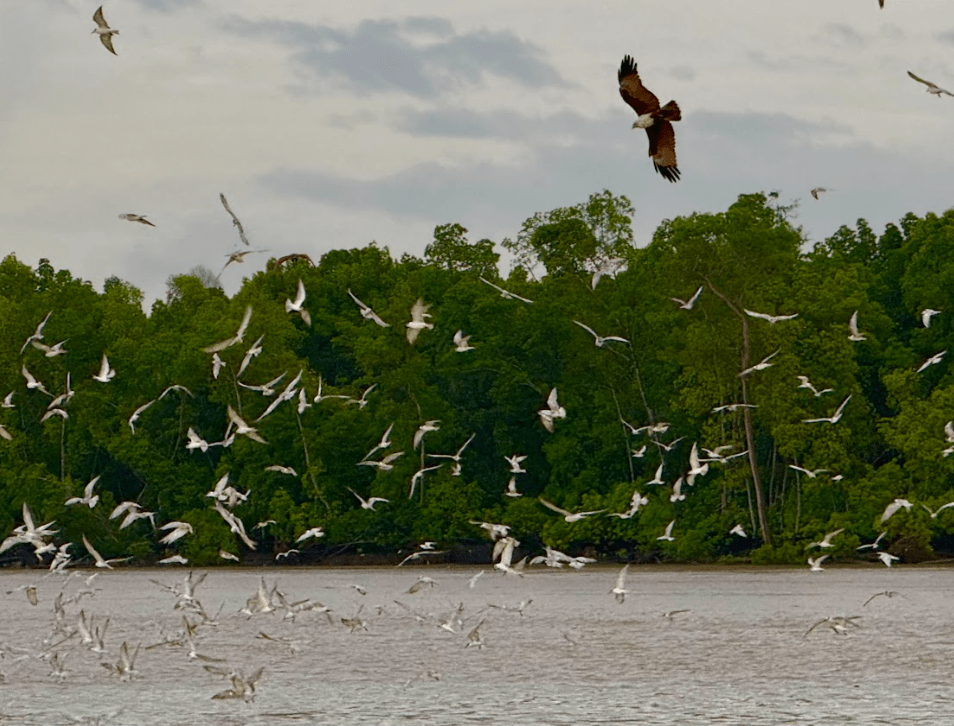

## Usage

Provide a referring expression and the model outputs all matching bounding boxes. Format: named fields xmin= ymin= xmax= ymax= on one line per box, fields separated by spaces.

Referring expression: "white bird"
xmin=238 ymin=371 xmax=287 ymax=397
xmin=428 ymin=433 xmax=476 ymax=470
xmin=848 ymin=311 xmax=866 ymax=341
xmin=313 ymin=375 xmax=352 ymax=404
xmin=31 ymin=339 xmax=68 ymax=357
xmin=284 ymin=279 xmax=311 ymax=326
xmin=220 ymin=550 xmax=240 ymax=562
xmin=591 ymin=257 xmax=625 ymax=289
xmin=347 ymin=289 xmax=389 ymax=327
xmin=739 ymin=349 xmax=780 ymax=377
xmin=254 ymin=369 xmax=303 ymax=421
xmin=492 ymin=536 xmax=523 ymax=576
xmin=65 ymin=476 xmax=100 ymax=508
xmin=712 ymin=403 xmax=757 ymax=413
xmin=159 ymin=384 xmax=193 ymax=400
xmin=227 ymin=405 xmax=267 ymax=444
xmin=406 ymin=299 xmax=434 ymax=344
xmin=669 ymin=476 xmax=686 ymax=503
xmin=856 ymin=531 xmax=887 ymax=550
xmin=203 ymin=305 xmax=253 ymax=354
xmin=789 ymin=465 xmax=828 ymax=479
xmin=1 ymin=391 xmax=13 ymax=408
xmin=672 ymin=286 xmax=703 ymax=310
xmin=796 ymin=375 xmax=833 ymax=397
xmin=358 ymin=451 xmax=405 ymax=471
xmin=92 ymin=354 xmax=116 ymax=383
xmin=803 ymin=395 xmax=852 ymax=424
xmin=82 ymin=535 xmax=129 ymax=569
xmin=538 ymin=498 xmax=605 ymax=522
xmin=922 ymin=501 xmax=954 ymax=519
xmin=609 ymin=488 xmax=648 ymax=519
xmin=646 ymin=463 xmax=665 ymax=486
xmin=611 ymin=564 xmax=630 ymax=603
xmin=409 ymin=464 xmax=443 ymax=499
xmin=212 ymin=503 xmax=257 ymax=551
xmin=20 ymin=311 xmax=52 ymax=354
xmin=235 ymin=335 xmax=264 ymax=379
xmin=729 ymin=524 xmax=747 ymax=537
xmin=453 ymin=330 xmax=475 ymax=352
xmin=921 ymin=309 xmax=942 ymax=328
xmin=361 ymin=423 xmax=395 ymax=462
xmin=159 ymin=555 xmax=188 ymax=565
xmin=211 ymin=353 xmax=226 ymax=379
xmin=92 ymin=6 xmax=119 ymax=56
xmin=806 ymin=528 xmax=844 ymax=550
xmin=687 ymin=443 xmax=709 ymax=481
xmin=877 ymin=552 xmax=899 ymax=567
xmin=413 ymin=420 xmax=441 ymax=449
xmin=907 ymin=70 xmax=954 ymax=98
xmin=0 ymin=424 xmax=12 ymax=441
xmin=119 ymin=213 xmax=154 ymax=227
xmin=265 ymin=465 xmax=297 ymax=476
xmin=127 ymin=400 xmax=154 ymax=434
xmin=917 ymin=351 xmax=947 ymax=373
xmin=297 ymin=389 xmax=312 ymax=414
xmin=468 ymin=570 xmax=485 ymax=589
xmin=657 ymin=520 xmax=676 ymax=541
xmin=504 ymin=476 xmax=522 ymax=498
xmin=862 ymin=590 xmax=904 ymax=607
xmin=159 ymin=521 xmax=194 ymax=545
xmin=881 ymin=498 xmax=913 ymax=523
xmin=538 ymin=388 xmax=566 ymax=432
xmin=40 ymin=408 xmax=68 ymax=422
xmin=479 ymin=276 xmax=533 ymax=304
xmin=186 ymin=427 xmax=213 ymax=453
xmin=219 ymin=193 xmax=250 ymax=246
xmin=807 ymin=554 xmax=829 ymax=571
xmin=504 ymin=454 xmax=527 ymax=474
xmin=744 ymin=309 xmax=798 ymax=324
xmin=296 ymin=527 xmax=325 ymax=543
xmin=631 ymin=445 xmax=647 ymax=458
xmin=21 ymin=365 xmax=50 ymax=395
xmin=346 ymin=383 xmax=377 ymax=410
xmin=349 ymin=488 xmax=389 ymax=510
xmin=572 ymin=320 xmax=628 ymax=347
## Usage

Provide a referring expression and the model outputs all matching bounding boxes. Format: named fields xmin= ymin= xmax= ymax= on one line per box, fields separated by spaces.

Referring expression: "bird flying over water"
xmin=92 ymin=6 xmax=119 ymax=56
xmin=618 ymin=55 xmax=681 ymax=182
xmin=907 ymin=71 xmax=954 ymax=98
xmin=611 ymin=565 xmax=629 ymax=603
xmin=806 ymin=528 xmax=844 ymax=550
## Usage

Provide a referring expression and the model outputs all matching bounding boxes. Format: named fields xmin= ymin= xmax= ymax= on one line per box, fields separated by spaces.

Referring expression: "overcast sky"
xmin=2 ymin=0 xmax=953 ymax=307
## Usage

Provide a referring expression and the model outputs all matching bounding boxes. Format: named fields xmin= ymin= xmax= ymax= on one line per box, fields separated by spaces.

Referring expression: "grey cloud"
xmin=221 ymin=15 xmax=570 ymax=98
xmin=820 ymin=23 xmax=866 ymax=48
xmin=670 ymin=65 xmax=695 ymax=82
xmin=130 ymin=0 xmax=202 ymax=10
xmin=394 ymin=107 xmax=604 ymax=141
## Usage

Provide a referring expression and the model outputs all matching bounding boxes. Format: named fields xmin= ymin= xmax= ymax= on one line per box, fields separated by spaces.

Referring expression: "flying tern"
xmin=917 ymin=350 xmax=946 ymax=373
xmin=921 ymin=308 xmax=941 ymax=327
xmin=538 ymin=388 xmax=566 ymax=432
xmin=672 ymin=286 xmax=703 ymax=310
xmin=406 ymin=299 xmax=434 ymax=344
xmin=92 ymin=6 xmax=119 ymax=55
xmin=848 ymin=311 xmax=866 ymax=341
xmin=880 ymin=498 xmax=913 ymax=523
xmin=611 ymin=564 xmax=629 ymax=603
xmin=347 ymin=289 xmax=390 ymax=327
xmin=907 ymin=70 xmax=954 ymax=98
xmin=119 ymin=213 xmax=154 ymax=227
xmin=744 ymin=309 xmax=798 ymax=324
xmin=806 ymin=529 xmax=844 ymax=550
xmin=219 ymin=193 xmax=250 ymax=246
xmin=65 ymin=476 xmax=100 ymax=508
xmin=803 ymin=395 xmax=851 ymax=424
xmin=796 ymin=375 xmax=833 ymax=397
xmin=538 ymin=498 xmax=605 ymax=522
xmin=739 ymin=349 xmax=780 ymax=377
xmin=479 ymin=276 xmax=533 ymax=303
xmin=572 ymin=320 xmax=628 ymax=347
xmin=453 ymin=330 xmax=475 ymax=352
xmin=285 ymin=279 xmax=311 ymax=326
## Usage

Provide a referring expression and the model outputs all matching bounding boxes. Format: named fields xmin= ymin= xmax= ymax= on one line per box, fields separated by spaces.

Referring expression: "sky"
xmin=2 ymin=0 xmax=953 ymax=308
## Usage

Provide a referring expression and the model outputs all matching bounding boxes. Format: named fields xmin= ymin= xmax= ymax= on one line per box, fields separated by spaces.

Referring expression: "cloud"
xmin=129 ymin=0 xmax=203 ymax=11
xmin=221 ymin=15 xmax=570 ymax=98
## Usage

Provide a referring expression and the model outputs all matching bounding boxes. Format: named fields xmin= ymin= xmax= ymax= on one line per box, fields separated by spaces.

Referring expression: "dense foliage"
xmin=3 ymin=190 xmax=954 ymax=566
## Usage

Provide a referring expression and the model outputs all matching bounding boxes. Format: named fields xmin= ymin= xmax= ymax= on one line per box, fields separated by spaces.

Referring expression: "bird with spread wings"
xmin=618 ymin=55 xmax=681 ymax=182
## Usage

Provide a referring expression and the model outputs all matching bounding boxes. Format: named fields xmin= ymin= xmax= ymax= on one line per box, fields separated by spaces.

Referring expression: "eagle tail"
xmin=658 ymin=101 xmax=681 ymax=122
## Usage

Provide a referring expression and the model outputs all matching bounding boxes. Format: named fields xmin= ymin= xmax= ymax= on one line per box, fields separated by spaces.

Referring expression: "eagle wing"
xmin=618 ymin=55 xmax=660 ymax=116
xmin=646 ymin=120 xmax=680 ymax=182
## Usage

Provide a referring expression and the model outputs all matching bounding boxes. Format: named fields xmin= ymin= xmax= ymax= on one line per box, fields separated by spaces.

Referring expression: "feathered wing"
xmin=618 ymin=56 xmax=661 ymax=115
xmin=646 ymin=120 xmax=680 ymax=182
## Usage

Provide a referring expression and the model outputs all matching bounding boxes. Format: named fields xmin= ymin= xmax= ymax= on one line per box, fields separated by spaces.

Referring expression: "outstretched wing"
xmin=219 ymin=193 xmax=249 ymax=246
xmin=646 ymin=121 xmax=680 ymax=182
xmin=907 ymin=71 xmax=937 ymax=90
xmin=618 ymin=55 xmax=661 ymax=116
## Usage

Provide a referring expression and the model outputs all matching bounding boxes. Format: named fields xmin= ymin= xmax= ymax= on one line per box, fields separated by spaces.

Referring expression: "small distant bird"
xmin=284 ymin=280 xmax=311 ymax=326
xmin=804 ymin=614 xmax=861 ymax=637
xmin=66 ymin=476 xmax=101 ymax=509
xmin=159 ymin=555 xmax=188 ymax=565
xmin=220 ymin=551 xmax=240 ymax=562
xmin=729 ymin=524 xmax=747 ymax=538
xmin=159 ymin=521 xmax=194 ymax=545
xmin=789 ymin=465 xmax=828 ymax=479
xmin=413 ymin=420 xmax=441 ymax=449
xmin=468 ymin=571 xmax=485 ymax=589
xmin=211 ymin=353 xmax=225 ymax=379
xmin=572 ymin=320 xmax=628 ymax=347
xmin=127 ymin=400 xmax=154 ymax=434
xmin=82 ymin=535 xmax=130 ymax=569
xmin=92 ymin=6 xmax=119 ymax=56
xmin=618 ymin=55 xmax=681 ymax=182
xmin=227 ymin=405 xmax=267 ymax=444
xmin=92 ymin=354 xmax=116 ymax=383
xmin=803 ymin=395 xmax=852 ymax=424
xmin=22 ymin=365 xmax=50 ymax=395
xmin=917 ymin=351 xmax=947 ymax=373
xmin=505 ymin=454 xmax=527 ymax=474
xmin=922 ymin=501 xmax=954 ymax=519
xmin=119 ymin=214 xmax=154 ymax=227
xmin=611 ymin=565 xmax=629 ymax=603
xmin=712 ymin=403 xmax=757 ymax=413
xmin=744 ymin=309 xmax=798 ymax=325
xmin=409 ymin=464 xmax=443 ymax=499
xmin=348 ymin=488 xmax=389 ymax=511
xmin=739 ymin=349 xmax=780 ymax=377
xmin=20 ymin=311 xmax=52 ymax=354
xmin=863 ymin=590 xmax=904 ymax=607
xmin=878 ymin=552 xmax=900 ymax=567
xmin=807 ymin=555 xmax=829 ymax=572
xmin=806 ymin=528 xmax=844 ymax=550
xmin=848 ymin=311 xmax=866 ymax=341
xmin=347 ymin=289 xmax=390 ymax=327
xmin=453 ymin=330 xmax=475 ymax=352
xmin=591 ymin=257 xmax=625 ymax=289
xmin=538 ymin=498 xmax=605 ymax=523
xmin=657 ymin=520 xmax=676 ymax=542
xmin=672 ymin=286 xmax=703 ymax=310
xmin=796 ymin=375 xmax=833 ymax=397
xmin=357 ymin=451 xmax=405 ymax=471
xmin=810 ymin=187 xmax=828 ymax=200
xmin=265 ymin=465 xmax=297 ymax=476
xmin=219 ymin=193 xmax=250 ymax=246
xmin=466 ymin=620 xmax=485 ymax=649
xmin=406 ymin=299 xmax=434 ymax=344
xmin=296 ymin=527 xmax=325 ymax=543
xmin=504 ymin=476 xmax=522 ymax=498
xmin=907 ymin=71 xmax=954 ymax=98
xmin=922 ymin=309 xmax=942 ymax=328
xmin=538 ymin=388 xmax=566 ymax=432
xmin=881 ymin=498 xmax=913 ymax=524
xmin=857 ymin=531 xmax=887 ymax=551
xmin=479 ymin=276 xmax=533 ymax=304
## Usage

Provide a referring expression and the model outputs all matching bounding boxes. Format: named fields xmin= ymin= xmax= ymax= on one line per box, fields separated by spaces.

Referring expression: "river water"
xmin=2 ymin=564 xmax=951 ymax=725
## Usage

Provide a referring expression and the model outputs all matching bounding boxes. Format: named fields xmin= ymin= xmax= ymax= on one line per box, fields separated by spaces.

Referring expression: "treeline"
xmin=2 ymin=190 xmax=954 ymax=566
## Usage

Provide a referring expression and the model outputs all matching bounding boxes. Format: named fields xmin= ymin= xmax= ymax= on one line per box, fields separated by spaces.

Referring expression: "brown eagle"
xmin=618 ymin=55 xmax=681 ymax=182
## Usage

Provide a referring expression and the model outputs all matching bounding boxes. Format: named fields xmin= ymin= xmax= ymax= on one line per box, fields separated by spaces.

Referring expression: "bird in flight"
xmin=119 ymin=214 xmax=155 ymax=227
xmin=657 ymin=520 xmax=676 ymax=542
xmin=347 ymin=289 xmax=390 ymax=327
xmin=921 ymin=309 xmax=941 ymax=328
xmin=739 ymin=349 xmax=780 ymax=377
xmin=917 ymin=351 xmax=946 ymax=373
xmin=744 ymin=309 xmax=798 ymax=325
xmin=618 ymin=55 xmax=681 ymax=182
xmin=810 ymin=187 xmax=829 ymax=200
xmin=807 ymin=554 xmax=829 ymax=572
xmin=848 ymin=311 xmax=866 ymax=341
xmin=789 ymin=465 xmax=828 ymax=479
xmin=806 ymin=528 xmax=844 ymax=550
xmin=453 ymin=330 xmax=475 ymax=352
xmin=907 ymin=71 xmax=954 ymax=98
xmin=538 ymin=498 xmax=605 ymax=522
xmin=92 ymin=354 xmax=116 ymax=383
xmin=538 ymin=388 xmax=566 ymax=432
xmin=803 ymin=394 xmax=851 ymax=424
xmin=406 ymin=299 xmax=434 ymax=344
xmin=611 ymin=565 xmax=629 ymax=603
xmin=863 ymin=590 xmax=904 ymax=607
xmin=880 ymin=498 xmax=913 ymax=523
xmin=92 ymin=6 xmax=119 ymax=56
xmin=796 ymin=375 xmax=833 ymax=397
xmin=219 ymin=193 xmax=249 ymax=246
xmin=572 ymin=320 xmax=629 ymax=348
xmin=285 ymin=279 xmax=311 ymax=326
xmin=479 ymin=276 xmax=533 ymax=304
xmin=672 ymin=286 xmax=703 ymax=310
